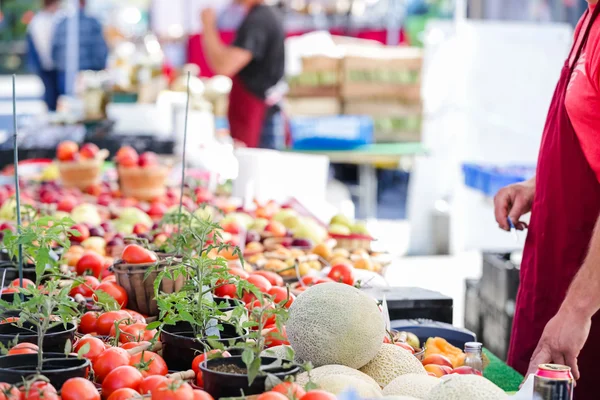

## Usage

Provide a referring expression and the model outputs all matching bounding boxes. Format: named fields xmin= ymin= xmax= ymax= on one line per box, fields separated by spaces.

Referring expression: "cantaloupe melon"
xmin=359 ymin=344 xmax=427 ymax=387
xmin=426 ymin=375 xmax=507 ymax=400
xmin=295 ymin=365 xmax=380 ymax=388
xmin=317 ymin=374 xmax=383 ymax=398
xmin=383 ymin=374 xmax=441 ymax=398
xmin=287 ymin=282 xmax=385 ymax=369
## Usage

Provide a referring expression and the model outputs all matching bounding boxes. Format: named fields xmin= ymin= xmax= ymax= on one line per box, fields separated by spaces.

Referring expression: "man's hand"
xmin=201 ymin=8 xmax=217 ymax=29
xmin=526 ymin=308 xmax=591 ymax=380
xmin=494 ymin=178 xmax=535 ymax=231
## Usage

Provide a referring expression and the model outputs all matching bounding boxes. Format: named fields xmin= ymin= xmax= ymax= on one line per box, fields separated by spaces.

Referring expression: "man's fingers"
xmin=494 ymin=191 xmax=511 ymax=231
xmin=528 ymin=346 xmax=552 ymax=376
xmin=508 ymin=197 xmax=528 ymax=229
xmin=566 ymin=355 xmax=580 ymax=380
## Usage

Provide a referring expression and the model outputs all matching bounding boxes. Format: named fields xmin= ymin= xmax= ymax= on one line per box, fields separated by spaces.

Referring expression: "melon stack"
xmin=285 ymin=282 xmax=508 ymax=400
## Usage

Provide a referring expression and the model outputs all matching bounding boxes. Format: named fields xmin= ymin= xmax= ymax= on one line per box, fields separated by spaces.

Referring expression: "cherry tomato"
xmin=8 ymin=342 xmax=38 ymax=355
xmin=257 ymin=392 xmax=288 ymax=400
xmin=102 ymin=365 xmax=143 ymax=398
xmin=151 ymin=380 xmax=195 ymax=400
xmin=300 ymin=390 xmax=337 ymax=400
xmin=93 ymin=347 xmax=131 ymax=383
xmin=9 ymin=278 xmax=35 ymax=289
xmin=74 ymin=336 xmax=105 ymax=361
xmin=76 ymin=252 xmax=105 ymax=278
xmin=139 ymin=375 xmax=169 ymax=395
xmin=106 ymin=388 xmax=139 ymax=400
xmin=120 ymin=341 xmax=151 ymax=351
xmin=193 ymin=390 xmax=214 ymax=400
xmin=191 ymin=350 xmax=231 ymax=375
xmin=130 ymin=351 xmax=168 ymax=377
xmin=267 ymin=287 xmax=295 ymax=308
xmin=69 ymin=275 xmax=100 ymax=298
xmin=272 ymin=382 xmax=306 ymax=399
xmin=79 ymin=311 xmax=100 ymax=334
xmin=95 ymin=310 xmax=132 ymax=336
xmin=121 ymin=244 xmax=157 ymax=264
xmin=60 ymin=378 xmax=100 ymax=400
xmin=263 ymin=325 xmax=290 ymax=348
xmin=251 ymin=271 xmax=284 ymax=287
xmin=327 ymin=263 xmax=355 ymax=286
xmin=95 ymin=282 xmax=128 ymax=308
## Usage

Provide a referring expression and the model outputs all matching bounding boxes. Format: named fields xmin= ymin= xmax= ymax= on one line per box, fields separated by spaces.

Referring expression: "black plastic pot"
xmin=0 ymin=353 xmax=90 ymax=389
xmin=0 ymin=322 xmax=76 ymax=353
xmin=0 ymin=261 xmax=37 ymax=284
xmin=161 ymin=322 xmax=245 ymax=372
xmin=213 ymin=297 xmax=243 ymax=311
xmin=0 ymin=296 xmax=78 ymax=319
xmin=200 ymin=356 xmax=300 ymax=398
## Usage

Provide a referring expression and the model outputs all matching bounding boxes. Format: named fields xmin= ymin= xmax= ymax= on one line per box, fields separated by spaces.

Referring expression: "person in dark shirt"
xmin=201 ymin=1 xmax=285 ymax=149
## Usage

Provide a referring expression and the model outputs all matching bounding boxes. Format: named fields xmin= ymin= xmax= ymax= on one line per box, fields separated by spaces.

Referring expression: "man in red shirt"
xmin=201 ymin=1 xmax=285 ymax=149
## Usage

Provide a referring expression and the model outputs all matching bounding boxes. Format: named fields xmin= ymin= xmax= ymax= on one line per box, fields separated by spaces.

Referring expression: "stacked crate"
xmin=341 ymin=47 xmax=424 ymax=143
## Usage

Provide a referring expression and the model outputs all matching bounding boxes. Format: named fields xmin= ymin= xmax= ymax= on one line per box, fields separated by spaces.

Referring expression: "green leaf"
xmin=284 ymin=346 xmax=295 ymax=362
xmin=145 ymin=321 xmax=162 ymax=331
xmin=241 ymin=348 xmax=254 ymax=367
xmin=77 ymin=343 xmax=90 ymax=358
xmin=265 ymin=374 xmax=283 ymax=391
xmin=304 ymin=381 xmax=319 ymax=391
xmin=64 ymin=338 xmax=72 ymax=355
xmin=247 ymin=357 xmax=262 ymax=385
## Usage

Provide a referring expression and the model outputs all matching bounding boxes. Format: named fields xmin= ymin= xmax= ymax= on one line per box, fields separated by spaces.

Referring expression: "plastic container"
xmin=390 ymin=319 xmax=476 ymax=349
xmin=0 ymin=353 xmax=90 ymax=389
xmin=290 ymin=115 xmax=373 ymax=150
xmin=0 ymin=322 xmax=76 ymax=353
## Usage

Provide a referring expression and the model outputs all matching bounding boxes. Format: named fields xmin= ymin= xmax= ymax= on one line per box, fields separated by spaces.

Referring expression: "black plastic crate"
xmin=464 ymin=278 xmax=482 ymax=341
xmin=361 ymin=286 xmax=453 ymax=324
xmin=481 ymin=300 xmax=514 ymax=361
xmin=481 ymin=253 xmax=520 ymax=311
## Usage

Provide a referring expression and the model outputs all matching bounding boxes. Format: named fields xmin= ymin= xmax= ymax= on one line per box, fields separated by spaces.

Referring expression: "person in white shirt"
xmin=27 ymin=0 xmax=61 ymax=111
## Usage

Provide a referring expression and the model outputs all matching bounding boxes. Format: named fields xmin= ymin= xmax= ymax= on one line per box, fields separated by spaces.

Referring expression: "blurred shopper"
xmin=27 ymin=0 xmax=61 ymax=111
xmin=201 ymin=1 xmax=285 ymax=149
xmin=52 ymin=0 xmax=107 ymax=96
xmin=494 ymin=2 xmax=600 ymax=398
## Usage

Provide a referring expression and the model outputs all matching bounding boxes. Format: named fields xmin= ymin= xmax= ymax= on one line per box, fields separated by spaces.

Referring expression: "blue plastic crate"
xmin=462 ymin=163 xmax=536 ymax=197
xmin=290 ymin=115 xmax=373 ymax=150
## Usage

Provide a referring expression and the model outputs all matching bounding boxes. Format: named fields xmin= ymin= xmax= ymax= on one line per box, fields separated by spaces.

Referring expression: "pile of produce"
xmin=0 ymin=142 xmax=509 ymax=400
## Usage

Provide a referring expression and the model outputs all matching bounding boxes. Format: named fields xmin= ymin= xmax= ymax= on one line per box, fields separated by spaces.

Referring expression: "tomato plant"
xmin=102 ymin=365 xmax=144 ymax=398
xmin=60 ymin=378 xmax=100 ymax=400
xmin=121 ymin=244 xmax=157 ymax=264
xmin=327 ymin=264 xmax=355 ymax=286
xmin=93 ymin=347 xmax=131 ymax=383
xmin=130 ymin=351 xmax=168 ymax=377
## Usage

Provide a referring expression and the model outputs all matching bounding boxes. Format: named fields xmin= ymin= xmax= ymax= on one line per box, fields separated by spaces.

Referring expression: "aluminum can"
xmin=533 ymin=364 xmax=574 ymax=400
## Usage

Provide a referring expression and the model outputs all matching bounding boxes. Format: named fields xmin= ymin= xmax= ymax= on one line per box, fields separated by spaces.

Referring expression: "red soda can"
xmin=534 ymin=364 xmax=574 ymax=400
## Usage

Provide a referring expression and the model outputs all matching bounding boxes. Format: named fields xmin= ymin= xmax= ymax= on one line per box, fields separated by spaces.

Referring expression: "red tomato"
xmin=246 ymin=300 xmax=276 ymax=327
xmin=272 ymin=382 xmax=306 ymax=399
xmin=102 ymin=275 xmax=117 ymax=283
xmin=120 ymin=341 xmax=150 ymax=351
xmin=57 ymin=140 xmax=79 ymax=161
xmin=151 ymin=380 xmax=194 ymax=400
xmin=193 ymin=390 xmax=214 ymax=400
xmin=102 ymin=365 xmax=143 ymax=398
xmin=8 ymin=342 xmax=38 ymax=355
xmin=80 ymin=143 xmax=100 ymax=159
xmin=214 ymin=283 xmax=237 ymax=299
xmin=263 ymin=325 xmax=290 ymax=348
xmin=106 ymin=388 xmax=139 ymax=400
xmin=112 ymin=322 xmax=156 ymax=343
xmin=257 ymin=392 xmax=288 ymax=400
xmin=251 ymin=271 xmax=284 ymax=287
xmin=69 ymin=275 xmax=100 ymax=297
xmin=196 ymin=371 xmax=204 ymax=388
xmin=300 ymin=390 xmax=337 ymax=400
xmin=121 ymin=244 xmax=157 ymax=264
xmin=20 ymin=381 xmax=59 ymax=400
xmin=122 ymin=309 xmax=146 ymax=323
xmin=76 ymin=252 xmax=105 ymax=278
xmin=327 ymin=264 xmax=355 ymax=286
xmin=246 ymin=275 xmax=272 ymax=293
xmin=267 ymin=287 xmax=295 ymax=308
xmin=116 ymin=146 xmax=139 ymax=168
xmin=191 ymin=350 xmax=231 ymax=375
xmin=95 ymin=282 xmax=128 ymax=308
xmin=95 ymin=310 xmax=132 ymax=336
xmin=93 ymin=347 xmax=131 ymax=383
xmin=79 ymin=311 xmax=100 ymax=334
xmin=9 ymin=278 xmax=35 ymax=289
xmin=60 ymin=378 xmax=100 ymax=400
xmin=228 ymin=268 xmax=249 ymax=279
xmin=130 ymin=351 xmax=168 ymax=377
xmin=139 ymin=375 xmax=169 ymax=395
xmin=0 ymin=383 xmax=20 ymax=400
xmin=300 ymin=276 xmax=333 ymax=286
xmin=74 ymin=336 xmax=105 ymax=361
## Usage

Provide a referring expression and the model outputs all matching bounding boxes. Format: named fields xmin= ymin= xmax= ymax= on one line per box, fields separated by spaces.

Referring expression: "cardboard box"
xmin=285 ymin=97 xmax=341 ymax=117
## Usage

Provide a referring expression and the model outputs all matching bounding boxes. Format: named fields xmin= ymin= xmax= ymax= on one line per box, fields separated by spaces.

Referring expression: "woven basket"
xmin=117 ymin=165 xmax=169 ymax=202
xmin=330 ymin=234 xmax=374 ymax=251
xmin=58 ymin=158 xmax=103 ymax=191
xmin=113 ymin=259 xmax=185 ymax=316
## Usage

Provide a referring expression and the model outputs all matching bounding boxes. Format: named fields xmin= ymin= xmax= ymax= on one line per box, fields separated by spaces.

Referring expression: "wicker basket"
xmin=58 ymin=158 xmax=103 ymax=191
xmin=330 ymin=234 xmax=374 ymax=251
xmin=117 ymin=165 xmax=169 ymax=202
xmin=113 ymin=259 xmax=185 ymax=316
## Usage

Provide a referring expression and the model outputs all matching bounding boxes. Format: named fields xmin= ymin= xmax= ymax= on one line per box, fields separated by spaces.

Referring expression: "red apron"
xmin=228 ymin=76 xmax=267 ymax=148
xmin=507 ymin=5 xmax=600 ymax=399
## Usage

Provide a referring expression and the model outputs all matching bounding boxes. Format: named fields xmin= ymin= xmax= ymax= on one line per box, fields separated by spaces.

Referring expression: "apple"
xmin=138 ymin=151 xmax=159 ymax=167
xmin=69 ymin=224 xmax=90 ymax=243
xmin=222 ymin=221 xmax=242 ymax=235
xmin=329 ymin=223 xmax=351 ymax=235
xmin=57 ymin=141 xmax=79 ymax=161
xmin=351 ymin=222 xmax=370 ymax=236
xmin=115 ymin=146 xmax=139 ymax=167
xmin=422 ymin=354 xmax=453 ymax=369
xmin=329 ymin=214 xmax=352 ymax=228
xmin=97 ymin=193 xmax=112 ymax=207
xmin=424 ymin=364 xmax=453 ymax=378
xmin=148 ymin=202 xmax=168 ymax=219
xmin=79 ymin=143 xmax=100 ymax=159
xmin=39 ymin=189 xmax=59 ymax=204
xmin=451 ymin=366 xmax=482 ymax=376
xmin=57 ymin=195 xmax=78 ymax=212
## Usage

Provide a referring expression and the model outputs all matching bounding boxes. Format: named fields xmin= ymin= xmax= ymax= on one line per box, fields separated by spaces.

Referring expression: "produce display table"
xmin=291 ymin=142 xmax=427 ymax=218
xmin=483 ymin=348 xmax=523 ymax=393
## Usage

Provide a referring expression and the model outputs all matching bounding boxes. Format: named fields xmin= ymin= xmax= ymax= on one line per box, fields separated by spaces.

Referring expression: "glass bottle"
xmin=464 ymin=342 xmax=484 ymax=373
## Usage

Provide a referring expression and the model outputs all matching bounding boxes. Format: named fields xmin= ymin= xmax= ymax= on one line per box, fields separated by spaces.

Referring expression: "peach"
xmin=422 ymin=354 xmax=454 ymax=369
xmin=424 ymin=364 xmax=453 ymax=378
xmin=451 ymin=366 xmax=483 ymax=376
xmin=265 ymin=221 xmax=287 ymax=237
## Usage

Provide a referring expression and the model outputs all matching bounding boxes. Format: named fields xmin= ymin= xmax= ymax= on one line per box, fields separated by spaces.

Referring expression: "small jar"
xmin=464 ymin=341 xmax=484 ymax=373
